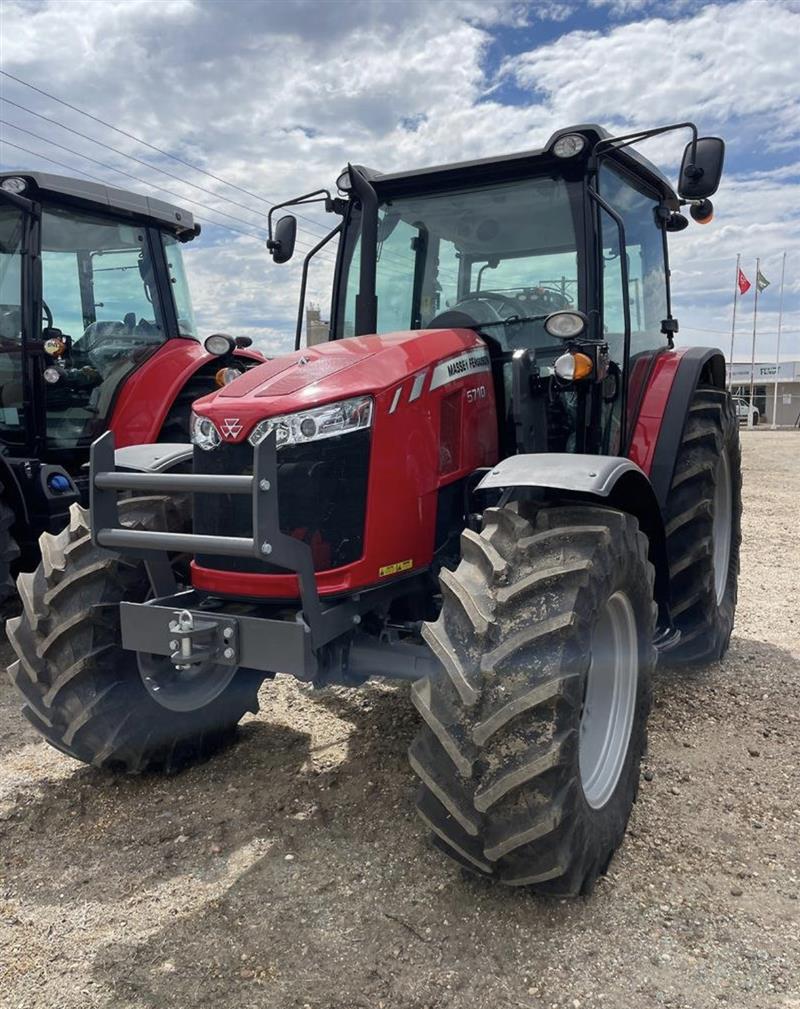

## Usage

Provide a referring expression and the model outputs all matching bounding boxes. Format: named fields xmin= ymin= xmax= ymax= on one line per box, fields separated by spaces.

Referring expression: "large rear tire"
xmin=5 ymin=497 xmax=262 ymax=773
xmin=409 ymin=504 xmax=656 ymax=896
xmin=0 ymin=491 xmax=20 ymax=604
xmin=664 ymin=387 xmax=742 ymax=664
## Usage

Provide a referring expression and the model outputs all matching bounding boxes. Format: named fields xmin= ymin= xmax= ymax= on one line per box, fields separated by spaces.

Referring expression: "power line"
xmin=0 ymin=72 xmax=334 ymax=237
xmin=0 ymin=96 xmax=331 ymax=246
xmin=0 ymin=137 xmax=268 ymax=245
xmin=0 ymin=132 xmax=336 ymax=261
xmin=0 ymin=119 xmax=268 ymax=238
xmin=0 ymin=83 xmax=436 ymax=278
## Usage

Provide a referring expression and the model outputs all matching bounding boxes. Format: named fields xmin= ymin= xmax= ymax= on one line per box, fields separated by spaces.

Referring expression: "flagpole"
xmin=729 ymin=253 xmax=740 ymax=387
xmin=748 ymin=256 xmax=760 ymax=429
xmin=771 ymin=251 xmax=787 ymax=430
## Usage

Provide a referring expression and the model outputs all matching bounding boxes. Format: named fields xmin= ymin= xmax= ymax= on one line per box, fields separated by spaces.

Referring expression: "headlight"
xmin=249 ymin=396 xmax=373 ymax=449
xmin=544 ymin=310 xmax=588 ymax=340
xmin=190 ymin=411 xmax=221 ymax=451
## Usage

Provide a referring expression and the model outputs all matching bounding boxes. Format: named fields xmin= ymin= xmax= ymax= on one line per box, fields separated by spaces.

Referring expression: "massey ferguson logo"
xmin=220 ymin=418 xmax=243 ymax=440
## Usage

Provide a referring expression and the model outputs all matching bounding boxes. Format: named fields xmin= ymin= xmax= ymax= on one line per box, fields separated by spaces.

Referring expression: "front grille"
xmin=192 ymin=430 xmax=370 ymax=575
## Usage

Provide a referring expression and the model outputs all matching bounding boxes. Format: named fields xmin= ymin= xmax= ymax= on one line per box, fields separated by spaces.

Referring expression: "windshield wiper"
xmin=472 ymin=314 xmax=548 ymax=329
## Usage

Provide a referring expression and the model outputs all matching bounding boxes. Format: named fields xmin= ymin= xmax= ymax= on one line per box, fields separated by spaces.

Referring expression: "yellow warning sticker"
xmin=379 ymin=558 xmax=413 ymax=578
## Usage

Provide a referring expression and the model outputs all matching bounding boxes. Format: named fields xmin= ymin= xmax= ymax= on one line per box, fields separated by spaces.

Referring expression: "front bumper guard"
xmin=90 ymin=432 xmax=431 ymax=682
xmin=90 ymin=430 xmax=361 ymax=665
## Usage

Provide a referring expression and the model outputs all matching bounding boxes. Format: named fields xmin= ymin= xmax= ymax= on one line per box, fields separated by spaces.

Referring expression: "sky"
xmin=1 ymin=0 xmax=798 ymax=362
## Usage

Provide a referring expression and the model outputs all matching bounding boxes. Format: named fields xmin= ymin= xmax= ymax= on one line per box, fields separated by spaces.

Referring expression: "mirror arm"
xmin=294 ymin=222 xmax=343 ymax=351
xmin=267 ymin=189 xmax=334 ymax=246
xmin=591 ymin=121 xmax=698 ymax=164
xmin=589 ymin=122 xmax=699 ymax=197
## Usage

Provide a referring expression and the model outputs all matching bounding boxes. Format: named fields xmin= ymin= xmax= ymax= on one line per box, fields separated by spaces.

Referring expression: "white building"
xmin=727 ymin=360 xmax=800 ymax=427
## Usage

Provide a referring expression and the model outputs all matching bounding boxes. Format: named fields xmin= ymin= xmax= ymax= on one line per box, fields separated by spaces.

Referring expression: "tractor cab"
xmin=270 ymin=126 xmax=721 ymax=465
xmin=0 ymin=170 xmax=200 ymax=466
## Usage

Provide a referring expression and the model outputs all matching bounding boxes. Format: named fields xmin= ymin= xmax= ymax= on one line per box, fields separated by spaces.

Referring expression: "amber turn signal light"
xmin=554 ymin=351 xmax=594 ymax=382
xmin=690 ymin=199 xmax=714 ymax=224
xmin=215 ymin=366 xmax=241 ymax=388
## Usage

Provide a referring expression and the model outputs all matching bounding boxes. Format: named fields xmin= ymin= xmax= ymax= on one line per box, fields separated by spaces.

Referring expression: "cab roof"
xmin=357 ymin=124 xmax=679 ymax=207
xmin=0 ymin=169 xmax=197 ymax=235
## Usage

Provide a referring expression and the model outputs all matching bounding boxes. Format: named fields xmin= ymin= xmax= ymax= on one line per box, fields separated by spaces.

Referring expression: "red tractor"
xmin=6 ymin=124 xmax=740 ymax=896
xmin=0 ymin=170 xmax=261 ymax=601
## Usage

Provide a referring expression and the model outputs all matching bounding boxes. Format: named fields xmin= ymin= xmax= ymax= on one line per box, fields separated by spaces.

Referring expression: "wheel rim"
xmin=712 ymin=447 xmax=732 ymax=605
xmin=137 ymin=652 xmax=238 ymax=713
xmin=579 ymin=590 xmax=639 ymax=810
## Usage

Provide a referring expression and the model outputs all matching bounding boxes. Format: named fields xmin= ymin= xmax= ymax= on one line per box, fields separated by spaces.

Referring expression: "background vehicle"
xmin=6 ymin=124 xmax=741 ymax=897
xmin=733 ymin=395 xmax=759 ymax=425
xmin=0 ymin=170 xmax=260 ymax=600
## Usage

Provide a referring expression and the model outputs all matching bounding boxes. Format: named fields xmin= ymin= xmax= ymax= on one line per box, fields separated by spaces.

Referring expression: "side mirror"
xmin=678 ymin=136 xmax=725 ymax=200
xmin=267 ymin=214 xmax=297 ymax=264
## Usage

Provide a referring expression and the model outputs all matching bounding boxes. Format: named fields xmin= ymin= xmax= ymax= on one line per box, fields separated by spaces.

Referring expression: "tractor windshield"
xmin=37 ymin=205 xmax=195 ymax=451
xmin=341 ymin=176 xmax=581 ymax=348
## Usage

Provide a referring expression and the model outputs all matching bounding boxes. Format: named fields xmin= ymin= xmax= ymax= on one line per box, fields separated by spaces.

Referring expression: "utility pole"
xmin=748 ymin=257 xmax=760 ymax=429
xmin=771 ymin=251 xmax=787 ymax=430
xmin=729 ymin=252 xmax=741 ymax=387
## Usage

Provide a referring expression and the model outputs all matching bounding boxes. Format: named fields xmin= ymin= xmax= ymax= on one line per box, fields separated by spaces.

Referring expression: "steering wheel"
xmin=42 ymin=299 xmax=54 ymax=330
xmin=519 ymin=287 xmax=572 ymax=313
xmin=450 ymin=291 xmax=528 ymax=323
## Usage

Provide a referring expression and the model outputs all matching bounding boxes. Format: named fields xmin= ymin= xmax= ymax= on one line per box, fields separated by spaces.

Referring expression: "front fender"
xmin=477 ymin=453 xmax=671 ymax=626
xmin=109 ymin=340 xmax=263 ymax=448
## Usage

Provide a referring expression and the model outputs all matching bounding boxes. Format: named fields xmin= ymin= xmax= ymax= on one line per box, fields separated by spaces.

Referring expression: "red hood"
xmin=193 ymin=328 xmax=487 ymax=442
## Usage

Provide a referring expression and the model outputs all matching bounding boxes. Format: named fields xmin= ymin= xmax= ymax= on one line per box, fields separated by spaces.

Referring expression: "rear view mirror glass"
xmin=678 ymin=136 xmax=725 ymax=200
xmin=268 ymin=214 xmax=297 ymax=264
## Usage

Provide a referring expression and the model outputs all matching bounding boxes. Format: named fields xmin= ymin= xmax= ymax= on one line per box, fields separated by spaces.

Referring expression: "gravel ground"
xmin=1 ymin=430 xmax=798 ymax=1009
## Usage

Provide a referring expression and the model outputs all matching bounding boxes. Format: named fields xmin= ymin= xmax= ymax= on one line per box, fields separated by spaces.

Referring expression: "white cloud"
xmin=0 ymin=0 xmax=797 ymax=360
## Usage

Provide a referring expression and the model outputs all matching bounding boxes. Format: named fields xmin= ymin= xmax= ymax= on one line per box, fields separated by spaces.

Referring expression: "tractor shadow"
xmin=83 ymin=636 xmax=800 ymax=1009
xmin=0 ymin=680 xmax=421 ymax=915
xmin=1 ymin=636 xmax=796 ymax=1007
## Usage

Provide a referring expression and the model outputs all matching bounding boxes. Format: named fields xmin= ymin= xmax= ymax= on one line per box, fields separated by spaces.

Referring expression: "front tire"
xmin=409 ymin=504 xmax=656 ymax=896
xmin=664 ymin=387 xmax=742 ymax=663
xmin=5 ymin=497 xmax=262 ymax=773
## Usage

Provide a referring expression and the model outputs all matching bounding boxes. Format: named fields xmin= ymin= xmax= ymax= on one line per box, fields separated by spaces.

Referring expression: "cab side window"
xmin=599 ymin=162 xmax=668 ymax=356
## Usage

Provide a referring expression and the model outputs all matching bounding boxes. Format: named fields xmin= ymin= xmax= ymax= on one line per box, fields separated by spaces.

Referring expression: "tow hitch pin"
xmin=167 ymin=610 xmax=196 ymax=668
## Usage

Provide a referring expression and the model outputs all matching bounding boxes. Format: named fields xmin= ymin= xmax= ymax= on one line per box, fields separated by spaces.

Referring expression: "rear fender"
xmin=477 ymin=454 xmax=671 ymax=625
xmin=631 ymin=347 xmax=726 ymax=509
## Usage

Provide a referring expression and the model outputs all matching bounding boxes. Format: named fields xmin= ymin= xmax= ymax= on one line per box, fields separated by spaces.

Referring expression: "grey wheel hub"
xmin=579 ymin=590 xmax=639 ymax=810
xmin=712 ymin=447 xmax=732 ymax=605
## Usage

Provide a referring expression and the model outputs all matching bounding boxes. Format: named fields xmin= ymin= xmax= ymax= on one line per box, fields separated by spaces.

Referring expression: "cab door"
xmin=597 ymin=161 xmax=671 ymax=453
xmin=0 ymin=202 xmax=29 ymax=453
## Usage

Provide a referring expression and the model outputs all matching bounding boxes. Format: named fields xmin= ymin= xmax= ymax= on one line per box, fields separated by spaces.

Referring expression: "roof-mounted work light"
xmin=553 ymin=134 xmax=586 ymax=158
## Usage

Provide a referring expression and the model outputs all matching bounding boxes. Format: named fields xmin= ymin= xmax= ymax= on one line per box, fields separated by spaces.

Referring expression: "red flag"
xmin=738 ymin=269 xmax=751 ymax=295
